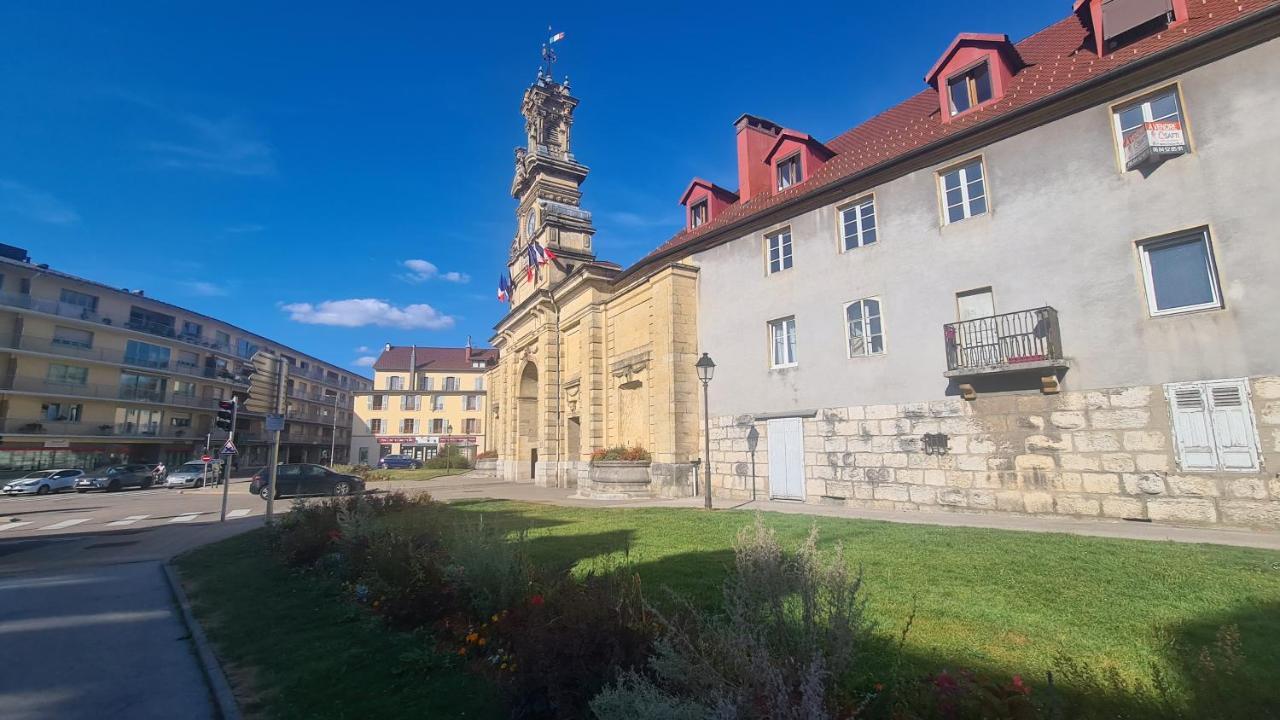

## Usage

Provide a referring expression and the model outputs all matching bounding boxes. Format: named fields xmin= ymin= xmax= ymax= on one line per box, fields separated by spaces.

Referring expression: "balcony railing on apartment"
xmin=943 ymin=306 xmax=1065 ymax=374
xmin=0 ymin=333 xmax=249 ymax=385
xmin=0 ymin=417 xmax=197 ymax=439
xmin=0 ymin=376 xmax=222 ymax=410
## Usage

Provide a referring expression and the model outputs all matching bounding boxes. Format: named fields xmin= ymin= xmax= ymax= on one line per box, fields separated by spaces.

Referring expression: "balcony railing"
xmin=943 ymin=307 xmax=1065 ymax=375
xmin=0 ymin=333 xmax=250 ymax=385
xmin=0 ymin=418 xmax=197 ymax=439
xmin=0 ymin=376 xmax=222 ymax=409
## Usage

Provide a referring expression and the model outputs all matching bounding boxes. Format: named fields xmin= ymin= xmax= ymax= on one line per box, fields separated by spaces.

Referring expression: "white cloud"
xmin=399 ymin=258 xmax=470 ymax=284
xmin=146 ymin=112 xmax=275 ymax=176
xmin=353 ymin=356 xmax=378 ymax=367
xmin=354 ymin=345 xmax=370 ymax=353
xmin=182 ymin=281 xmax=228 ymax=297
xmin=0 ymin=180 xmax=80 ymax=225
xmin=281 ymin=298 xmax=455 ymax=330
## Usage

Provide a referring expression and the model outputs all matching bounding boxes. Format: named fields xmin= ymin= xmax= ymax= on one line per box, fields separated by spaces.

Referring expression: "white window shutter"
xmin=1166 ymin=383 xmax=1217 ymax=471
xmin=1207 ymin=380 xmax=1261 ymax=471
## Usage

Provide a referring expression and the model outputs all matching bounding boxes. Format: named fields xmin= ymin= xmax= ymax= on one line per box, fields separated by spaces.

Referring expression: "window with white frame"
xmin=444 ymin=376 xmax=459 ymax=391
xmin=766 ymin=229 xmax=793 ymax=274
xmin=777 ymin=154 xmax=801 ymax=190
xmin=421 ymin=376 xmax=434 ymax=391
xmin=1138 ymin=230 xmax=1221 ymax=315
xmin=768 ymin=317 xmax=798 ymax=368
xmin=1165 ymin=378 xmax=1260 ymax=472
xmin=464 ymin=395 xmax=480 ymax=411
xmin=844 ymin=298 xmax=885 ymax=357
xmin=839 ymin=198 xmax=877 ymax=251
xmin=401 ymin=418 xmax=415 ymax=434
xmin=1114 ymin=87 xmax=1186 ymax=168
xmin=370 ymin=418 xmax=383 ymax=434
xmin=388 ymin=376 xmax=404 ymax=390
xmin=464 ymin=418 xmax=480 ymax=434
xmin=46 ymin=363 xmax=89 ymax=386
xmin=431 ymin=419 xmax=446 ymax=434
xmin=433 ymin=396 xmax=445 ymax=411
xmin=939 ymin=160 xmax=987 ymax=224
xmin=474 ymin=377 xmax=484 ymax=390
xmin=400 ymin=395 xmax=420 ymax=411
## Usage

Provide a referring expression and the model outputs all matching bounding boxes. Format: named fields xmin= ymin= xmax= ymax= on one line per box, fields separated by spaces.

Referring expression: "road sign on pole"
xmin=220 ymin=439 xmax=238 ymax=455
xmin=201 ymin=454 xmax=213 ymax=464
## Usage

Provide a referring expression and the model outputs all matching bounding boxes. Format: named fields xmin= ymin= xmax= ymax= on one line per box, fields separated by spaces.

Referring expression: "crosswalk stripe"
xmin=226 ymin=509 xmax=251 ymax=518
xmin=39 ymin=518 xmax=90 ymax=530
xmin=168 ymin=513 xmax=201 ymax=523
xmin=106 ymin=515 xmax=150 ymax=527
xmin=0 ymin=521 xmax=34 ymax=532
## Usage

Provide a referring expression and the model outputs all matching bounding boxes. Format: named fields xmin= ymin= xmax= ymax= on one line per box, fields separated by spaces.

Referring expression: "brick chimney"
xmin=734 ymin=114 xmax=783 ymax=203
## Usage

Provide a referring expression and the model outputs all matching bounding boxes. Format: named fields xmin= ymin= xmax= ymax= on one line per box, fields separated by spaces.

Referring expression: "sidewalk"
xmin=373 ymin=472 xmax=1280 ymax=551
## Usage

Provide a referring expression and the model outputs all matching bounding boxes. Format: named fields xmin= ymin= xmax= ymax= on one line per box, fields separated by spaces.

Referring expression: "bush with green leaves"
xmin=425 ymin=446 xmax=472 ymax=469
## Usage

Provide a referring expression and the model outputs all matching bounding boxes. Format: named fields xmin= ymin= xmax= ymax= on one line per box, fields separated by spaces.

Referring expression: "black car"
xmin=75 ymin=464 xmax=156 ymax=492
xmin=248 ymin=464 xmax=364 ymax=500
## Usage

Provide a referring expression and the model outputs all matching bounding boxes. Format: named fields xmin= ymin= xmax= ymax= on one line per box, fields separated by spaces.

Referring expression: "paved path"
xmin=373 ymin=473 xmax=1280 ymax=550
xmin=0 ymin=476 xmax=266 ymax=719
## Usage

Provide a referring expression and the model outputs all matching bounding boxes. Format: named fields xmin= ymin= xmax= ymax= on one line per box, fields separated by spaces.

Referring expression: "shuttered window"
xmin=1164 ymin=379 xmax=1260 ymax=472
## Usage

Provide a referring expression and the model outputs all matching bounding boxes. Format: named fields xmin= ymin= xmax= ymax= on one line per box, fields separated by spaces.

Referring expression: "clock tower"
xmin=508 ymin=70 xmax=596 ymax=303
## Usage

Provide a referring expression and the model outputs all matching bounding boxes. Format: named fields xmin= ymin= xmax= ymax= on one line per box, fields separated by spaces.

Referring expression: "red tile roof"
xmin=373 ymin=346 xmax=498 ymax=372
xmin=632 ymin=0 xmax=1278 ymax=271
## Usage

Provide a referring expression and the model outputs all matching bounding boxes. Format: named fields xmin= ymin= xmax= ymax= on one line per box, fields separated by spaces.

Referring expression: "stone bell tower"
xmin=508 ymin=70 xmax=596 ymax=301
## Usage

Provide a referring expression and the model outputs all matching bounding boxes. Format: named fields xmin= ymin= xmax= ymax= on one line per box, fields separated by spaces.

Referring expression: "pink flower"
xmin=530 ymin=594 xmax=545 ymax=606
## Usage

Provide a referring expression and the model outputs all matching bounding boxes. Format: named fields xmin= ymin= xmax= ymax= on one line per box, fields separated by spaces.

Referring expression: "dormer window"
xmin=948 ymin=62 xmax=993 ymax=116
xmin=777 ymin=154 xmax=801 ymax=190
xmin=690 ymin=199 xmax=708 ymax=229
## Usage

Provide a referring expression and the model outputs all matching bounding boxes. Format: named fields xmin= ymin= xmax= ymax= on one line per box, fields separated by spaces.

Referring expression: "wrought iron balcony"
xmin=943 ymin=306 xmax=1067 ymax=396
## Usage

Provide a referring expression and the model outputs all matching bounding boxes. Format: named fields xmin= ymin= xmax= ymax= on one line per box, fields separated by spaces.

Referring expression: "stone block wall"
xmin=707 ymin=377 xmax=1280 ymax=528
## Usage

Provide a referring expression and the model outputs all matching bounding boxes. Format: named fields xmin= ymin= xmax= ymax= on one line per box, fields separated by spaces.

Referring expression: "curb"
xmin=162 ymin=562 xmax=243 ymax=720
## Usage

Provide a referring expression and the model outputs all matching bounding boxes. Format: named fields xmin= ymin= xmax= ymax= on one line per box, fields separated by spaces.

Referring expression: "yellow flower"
xmin=478 ymin=638 xmax=487 ymax=646
xmin=466 ymin=632 xmax=479 ymax=644
xmin=491 ymin=614 xmax=500 ymax=622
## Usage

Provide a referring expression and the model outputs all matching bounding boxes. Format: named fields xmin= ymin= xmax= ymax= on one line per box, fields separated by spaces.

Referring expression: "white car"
xmin=3 ymin=469 xmax=85 ymax=496
xmin=164 ymin=461 xmax=220 ymax=488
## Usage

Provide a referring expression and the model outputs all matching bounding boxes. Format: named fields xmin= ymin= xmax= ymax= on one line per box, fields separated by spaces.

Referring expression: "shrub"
xmin=354 ymin=530 xmax=462 ymax=629
xmin=476 ymin=450 xmax=498 ymax=460
xmin=590 ymin=446 xmax=651 ymax=463
xmin=494 ymin=569 xmax=658 ymax=720
xmin=591 ymin=515 xmax=874 ymax=719
xmin=442 ymin=516 xmax=533 ymax=619
xmin=425 ymin=446 xmax=472 ymax=470
xmin=333 ymin=464 xmax=393 ymax=483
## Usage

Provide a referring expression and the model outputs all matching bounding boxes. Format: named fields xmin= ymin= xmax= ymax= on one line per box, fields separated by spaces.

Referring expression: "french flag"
xmin=533 ymin=241 xmax=557 ymax=266
xmin=497 ymin=273 xmax=509 ymax=302
xmin=525 ymin=243 xmax=539 ymax=282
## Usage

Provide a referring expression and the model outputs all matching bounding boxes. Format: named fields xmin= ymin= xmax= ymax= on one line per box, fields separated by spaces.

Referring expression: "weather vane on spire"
xmin=541 ymin=26 xmax=566 ymax=79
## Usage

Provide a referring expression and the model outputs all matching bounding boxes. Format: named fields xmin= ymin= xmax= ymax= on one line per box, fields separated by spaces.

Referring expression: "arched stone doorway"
xmin=517 ymin=361 xmax=540 ymax=480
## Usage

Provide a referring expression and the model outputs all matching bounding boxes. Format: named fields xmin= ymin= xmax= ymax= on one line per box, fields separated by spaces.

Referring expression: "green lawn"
xmin=377 ymin=467 xmax=470 ymax=481
xmin=179 ymin=501 xmax=1280 ymax=718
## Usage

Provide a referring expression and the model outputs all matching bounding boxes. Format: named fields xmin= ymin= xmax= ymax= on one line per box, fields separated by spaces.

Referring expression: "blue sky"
xmin=0 ymin=1 xmax=1066 ymax=375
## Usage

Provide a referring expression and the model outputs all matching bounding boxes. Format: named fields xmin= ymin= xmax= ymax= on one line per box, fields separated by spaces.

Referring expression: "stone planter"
xmin=474 ymin=458 xmax=497 ymax=476
xmin=584 ymin=460 xmax=652 ymax=499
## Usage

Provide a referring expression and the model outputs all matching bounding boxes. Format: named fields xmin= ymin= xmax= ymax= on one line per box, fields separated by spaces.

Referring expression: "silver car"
xmin=164 ymin=461 xmax=219 ymax=489
xmin=3 ymin=469 xmax=84 ymax=496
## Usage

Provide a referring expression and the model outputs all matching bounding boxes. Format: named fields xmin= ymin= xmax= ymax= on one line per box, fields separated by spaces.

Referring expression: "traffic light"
xmin=216 ymin=400 xmax=235 ymax=431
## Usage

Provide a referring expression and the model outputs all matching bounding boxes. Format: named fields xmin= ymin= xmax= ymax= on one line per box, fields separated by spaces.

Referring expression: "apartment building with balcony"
xmin=625 ymin=0 xmax=1280 ymax=527
xmin=350 ymin=344 xmax=497 ymax=465
xmin=0 ymin=250 xmax=371 ymax=473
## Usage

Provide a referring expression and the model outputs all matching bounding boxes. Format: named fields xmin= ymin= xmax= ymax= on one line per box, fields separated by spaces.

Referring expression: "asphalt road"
xmin=0 ymin=477 xmax=268 ymax=719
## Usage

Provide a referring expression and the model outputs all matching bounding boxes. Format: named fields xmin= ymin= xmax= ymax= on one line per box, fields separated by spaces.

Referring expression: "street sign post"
xmin=201 ymin=454 xmax=213 ymax=463
xmin=219 ymin=397 xmax=239 ymax=522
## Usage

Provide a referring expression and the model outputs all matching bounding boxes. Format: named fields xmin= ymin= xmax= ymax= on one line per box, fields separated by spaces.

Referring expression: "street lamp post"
xmin=329 ymin=393 xmax=338 ymax=467
xmin=695 ymin=353 xmax=716 ymax=510
xmin=444 ymin=422 xmax=453 ymax=473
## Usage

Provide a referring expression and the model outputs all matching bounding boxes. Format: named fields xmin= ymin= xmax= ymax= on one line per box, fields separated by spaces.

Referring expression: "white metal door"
xmin=767 ymin=418 xmax=805 ymax=500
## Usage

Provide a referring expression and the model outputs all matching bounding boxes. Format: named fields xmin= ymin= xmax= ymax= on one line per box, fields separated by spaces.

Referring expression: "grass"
xmin=377 ymin=467 xmax=470 ymax=481
xmin=179 ymin=500 xmax=1280 ymax=717
xmin=175 ymin=531 xmax=501 ymax=720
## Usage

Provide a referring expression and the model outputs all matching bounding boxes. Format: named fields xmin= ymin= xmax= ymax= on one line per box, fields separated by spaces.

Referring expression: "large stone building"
xmin=0 ymin=249 xmax=370 ymax=473
xmin=350 ymin=344 xmax=496 ymax=465
xmin=487 ymin=0 xmax=1280 ymax=528
xmin=487 ymin=73 xmax=702 ymax=493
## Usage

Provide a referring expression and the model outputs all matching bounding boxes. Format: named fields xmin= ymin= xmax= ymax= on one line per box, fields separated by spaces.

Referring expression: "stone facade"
xmin=709 ymin=377 xmax=1280 ymax=528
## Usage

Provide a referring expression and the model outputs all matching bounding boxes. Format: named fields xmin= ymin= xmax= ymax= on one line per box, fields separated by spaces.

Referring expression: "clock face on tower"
xmin=525 ymin=209 xmax=537 ymax=240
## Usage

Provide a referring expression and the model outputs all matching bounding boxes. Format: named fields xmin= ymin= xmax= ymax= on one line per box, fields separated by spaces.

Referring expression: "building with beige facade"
xmin=349 ymin=344 xmax=495 ymax=465
xmin=487 ymin=73 xmax=703 ymax=494
xmin=0 ymin=248 xmax=370 ymax=474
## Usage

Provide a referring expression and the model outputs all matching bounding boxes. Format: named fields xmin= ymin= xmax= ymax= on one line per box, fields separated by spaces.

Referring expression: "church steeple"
xmin=509 ymin=70 xmax=596 ymax=287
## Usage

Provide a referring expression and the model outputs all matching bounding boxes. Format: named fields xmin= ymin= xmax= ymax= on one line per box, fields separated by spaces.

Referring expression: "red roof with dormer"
xmin=373 ymin=346 xmax=498 ymax=372
xmin=631 ymin=0 xmax=1278 ymax=272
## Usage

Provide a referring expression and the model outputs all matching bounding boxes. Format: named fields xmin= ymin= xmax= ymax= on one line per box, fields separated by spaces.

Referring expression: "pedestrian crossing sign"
xmin=221 ymin=439 xmax=238 ymax=455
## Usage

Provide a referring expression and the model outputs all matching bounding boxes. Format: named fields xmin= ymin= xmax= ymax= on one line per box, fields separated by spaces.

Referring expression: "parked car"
xmin=377 ymin=454 xmax=422 ymax=470
xmin=3 ymin=469 xmax=84 ymax=496
xmin=164 ymin=461 xmax=219 ymax=489
xmin=249 ymin=464 xmax=364 ymax=500
xmin=75 ymin=464 xmax=156 ymax=492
